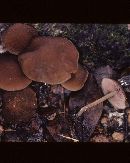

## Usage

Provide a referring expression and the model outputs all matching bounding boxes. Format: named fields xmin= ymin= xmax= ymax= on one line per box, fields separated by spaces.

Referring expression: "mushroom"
xmin=18 ymin=36 xmax=79 ymax=84
xmin=61 ymin=64 xmax=89 ymax=91
xmin=2 ymin=23 xmax=38 ymax=55
xmin=0 ymin=53 xmax=31 ymax=91
xmin=128 ymin=24 xmax=130 ymax=30
xmin=2 ymin=87 xmax=37 ymax=123
xmin=77 ymin=78 xmax=127 ymax=117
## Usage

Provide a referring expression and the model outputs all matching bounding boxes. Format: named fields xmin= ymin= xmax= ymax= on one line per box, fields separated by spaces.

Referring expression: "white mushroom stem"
xmin=77 ymin=91 xmax=116 ymax=117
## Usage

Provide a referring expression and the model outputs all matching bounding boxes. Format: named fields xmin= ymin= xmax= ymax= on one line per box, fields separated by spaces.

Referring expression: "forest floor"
xmin=0 ymin=24 xmax=130 ymax=142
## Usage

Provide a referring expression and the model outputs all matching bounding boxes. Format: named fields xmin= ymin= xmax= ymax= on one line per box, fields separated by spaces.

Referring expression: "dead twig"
xmin=58 ymin=134 xmax=79 ymax=142
xmin=4 ymin=129 xmax=16 ymax=132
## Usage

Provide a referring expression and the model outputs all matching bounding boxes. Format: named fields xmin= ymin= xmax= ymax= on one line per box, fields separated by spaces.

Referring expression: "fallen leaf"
xmin=69 ymin=73 xmax=104 ymax=142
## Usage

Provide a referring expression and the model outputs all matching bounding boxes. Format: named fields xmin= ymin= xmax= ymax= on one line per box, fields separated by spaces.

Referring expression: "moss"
xmin=32 ymin=23 xmax=129 ymax=68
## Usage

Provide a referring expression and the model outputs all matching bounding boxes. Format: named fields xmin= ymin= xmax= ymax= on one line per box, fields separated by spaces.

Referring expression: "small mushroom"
xmin=101 ymin=78 xmax=127 ymax=109
xmin=2 ymin=87 xmax=37 ymax=123
xmin=61 ymin=65 xmax=89 ymax=91
xmin=0 ymin=53 xmax=31 ymax=91
xmin=2 ymin=23 xmax=38 ymax=55
xmin=77 ymin=78 xmax=127 ymax=117
xmin=18 ymin=36 xmax=79 ymax=84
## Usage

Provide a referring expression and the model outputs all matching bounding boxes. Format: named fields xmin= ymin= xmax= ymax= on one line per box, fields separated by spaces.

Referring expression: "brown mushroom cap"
xmin=18 ymin=37 xmax=79 ymax=84
xmin=0 ymin=54 xmax=31 ymax=91
xmin=2 ymin=23 xmax=38 ymax=55
xmin=61 ymin=65 xmax=89 ymax=91
xmin=101 ymin=78 xmax=127 ymax=109
xmin=2 ymin=87 xmax=37 ymax=123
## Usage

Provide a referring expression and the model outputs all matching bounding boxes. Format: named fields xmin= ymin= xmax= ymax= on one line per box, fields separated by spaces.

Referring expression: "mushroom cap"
xmin=0 ymin=54 xmax=31 ymax=91
xmin=61 ymin=65 xmax=89 ymax=91
xmin=2 ymin=87 xmax=37 ymax=123
xmin=101 ymin=78 xmax=127 ymax=109
xmin=2 ymin=23 xmax=38 ymax=55
xmin=18 ymin=37 xmax=79 ymax=84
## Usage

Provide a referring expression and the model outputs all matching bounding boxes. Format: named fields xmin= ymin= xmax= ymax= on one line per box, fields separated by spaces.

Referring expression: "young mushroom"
xmin=61 ymin=64 xmax=89 ymax=91
xmin=18 ymin=36 xmax=79 ymax=84
xmin=77 ymin=78 xmax=128 ymax=117
xmin=0 ymin=54 xmax=31 ymax=91
xmin=1 ymin=23 xmax=38 ymax=55
xmin=2 ymin=87 xmax=37 ymax=123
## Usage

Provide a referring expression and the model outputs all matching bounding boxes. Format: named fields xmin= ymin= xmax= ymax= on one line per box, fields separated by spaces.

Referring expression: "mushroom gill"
xmin=101 ymin=78 xmax=127 ymax=110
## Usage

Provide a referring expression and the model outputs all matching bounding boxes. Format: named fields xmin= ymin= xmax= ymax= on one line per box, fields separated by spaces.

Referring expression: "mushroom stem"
xmin=77 ymin=91 xmax=116 ymax=117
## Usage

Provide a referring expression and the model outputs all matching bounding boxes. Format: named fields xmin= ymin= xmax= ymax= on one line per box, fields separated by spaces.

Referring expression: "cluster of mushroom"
xmin=0 ymin=23 xmax=128 ymax=124
xmin=0 ymin=23 xmax=89 ymax=123
xmin=1 ymin=23 xmax=89 ymax=92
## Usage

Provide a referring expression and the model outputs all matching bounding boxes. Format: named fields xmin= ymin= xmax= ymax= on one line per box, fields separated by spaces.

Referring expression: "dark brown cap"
xmin=2 ymin=87 xmax=37 ymax=123
xmin=61 ymin=65 xmax=89 ymax=91
xmin=18 ymin=36 xmax=79 ymax=84
xmin=2 ymin=23 xmax=38 ymax=55
xmin=0 ymin=54 xmax=31 ymax=91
